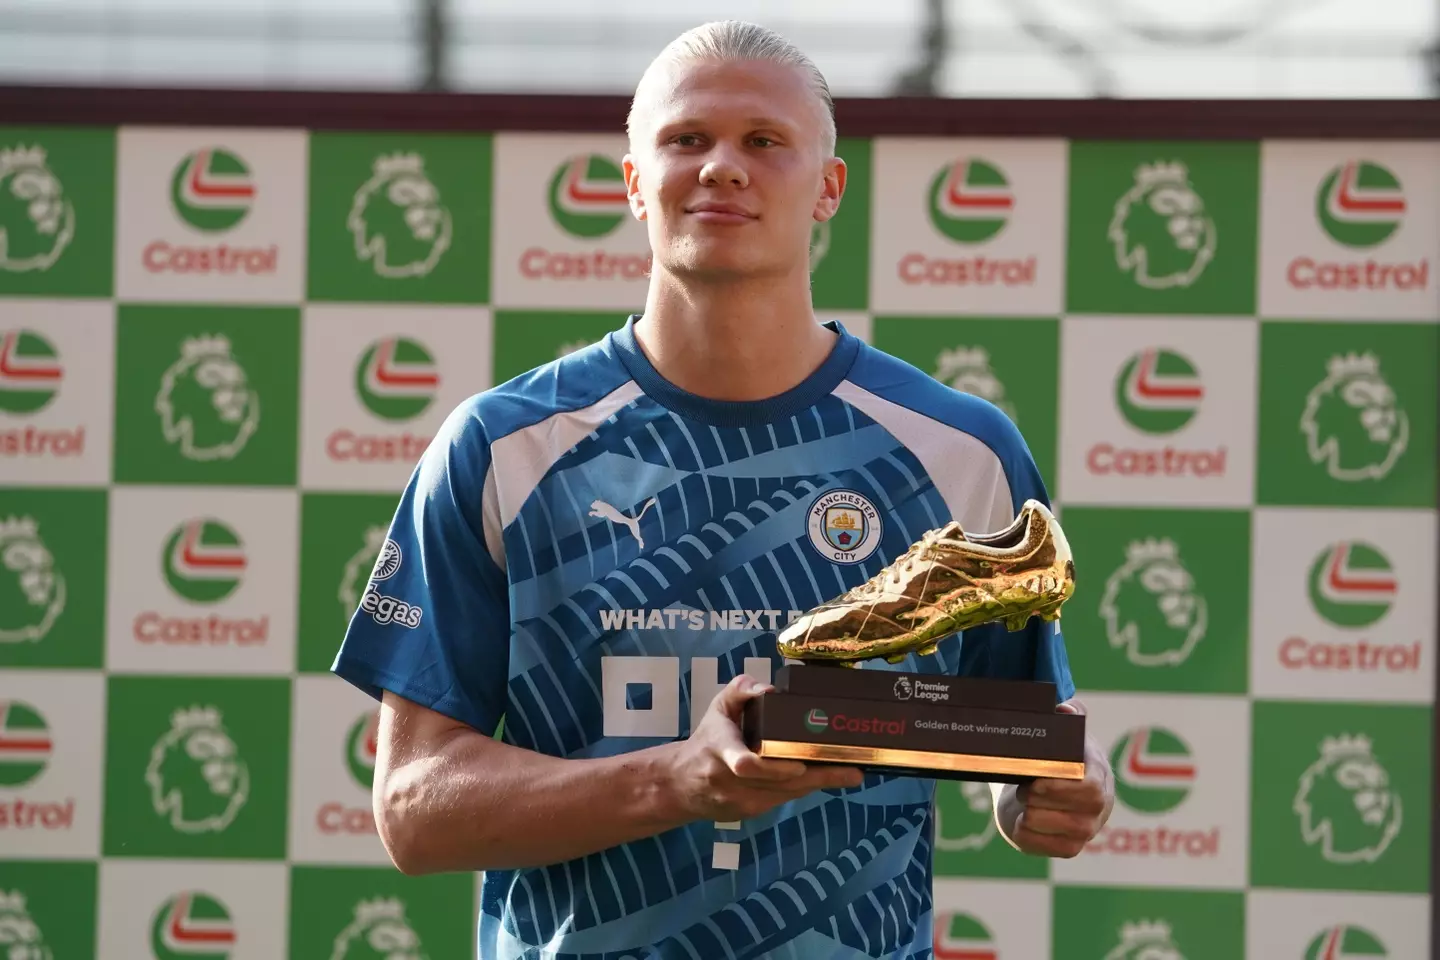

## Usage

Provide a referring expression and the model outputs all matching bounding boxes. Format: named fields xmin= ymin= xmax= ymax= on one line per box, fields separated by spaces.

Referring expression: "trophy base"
xmin=741 ymin=664 xmax=1087 ymax=785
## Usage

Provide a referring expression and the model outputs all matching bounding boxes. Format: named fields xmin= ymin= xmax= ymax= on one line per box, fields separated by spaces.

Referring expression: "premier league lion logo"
xmin=1108 ymin=161 xmax=1216 ymax=290
xmin=1301 ymin=352 xmax=1409 ymax=483
xmin=1104 ymin=921 xmax=1186 ymax=960
xmin=0 ymin=516 xmax=65 ymax=645
xmin=0 ymin=145 xmax=74 ymax=274
xmin=0 ymin=891 xmax=51 ymax=960
xmin=1099 ymin=538 xmax=1207 ymax=668
xmin=154 ymin=334 xmax=260 ymax=462
xmin=330 ymin=898 xmax=429 ymax=960
xmin=347 ymin=152 xmax=453 ymax=279
xmin=145 ymin=705 xmax=250 ymax=834
xmin=1294 ymin=734 xmax=1402 ymax=865
xmin=933 ymin=346 xmax=1018 ymax=422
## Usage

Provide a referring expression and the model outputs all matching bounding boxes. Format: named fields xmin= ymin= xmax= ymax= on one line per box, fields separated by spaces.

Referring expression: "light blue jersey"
xmin=333 ymin=316 xmax=1074 ymax=959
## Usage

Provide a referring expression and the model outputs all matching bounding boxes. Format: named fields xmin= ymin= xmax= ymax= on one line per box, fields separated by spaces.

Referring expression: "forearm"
xmin=378 ymin=729 xmax=688 ymax=874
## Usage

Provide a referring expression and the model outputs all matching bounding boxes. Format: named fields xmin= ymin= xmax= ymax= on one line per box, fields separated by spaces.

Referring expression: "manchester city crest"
xmin=807 ymin=489 xmax=882 ymax=564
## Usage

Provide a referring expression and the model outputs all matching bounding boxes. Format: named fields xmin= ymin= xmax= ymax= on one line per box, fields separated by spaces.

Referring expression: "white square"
xmin=98 ymin=860 xmax=288 ymax=960
xmin=288 ymin=674 xmax=393 ymax=865
xmin=0 ymin=670 xmax=104 ymax=858
xmin=869 ymin=137 xmax=1067 ymax=315
xmin=1051 ymin=691 xmax=1250 ymax=889
xmin=932 ymin=878 xmax=1051 ymax=957
xmin=1246 ymin=889 xmax=1430 ymax=958
xmin=299 ymin=304 xmax=494 ymax=492
xmin=710 ymin=841 xmax=740 ymax=871
xmin=1259 ymin=141 xmax=1440 ymax=320
xmin=1250 ymin=507 xmax=1436 ymax=703
xmin=115 ymin=126 xmax=307 ymax=303
xmin=1057 ymin=315 xmax=1257 ymax=506
xmin=0 ymin=300 xmax=114 ymax=486
xmin=105 ymin=486 xmax=298 ymax=675
xmin=490 ymin=133 xmax=651 ymax=310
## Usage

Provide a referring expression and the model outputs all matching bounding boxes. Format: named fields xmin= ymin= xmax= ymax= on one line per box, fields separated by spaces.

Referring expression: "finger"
xmin=1015 ymin=806 xmax=1093 ymax=840
xmin=709 ymin=673 xmax=774 ymax=722
xmin=1025 ymin=779 xmax=1106 ymax=815
xmin=728 ymin=749 xmax=810 ymax=782
xmin=1014 ymin=812 xmax=1090 ymax=858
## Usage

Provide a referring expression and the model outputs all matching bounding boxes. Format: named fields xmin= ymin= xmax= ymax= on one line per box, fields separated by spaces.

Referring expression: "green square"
xmin=113 ymin=304 xmax=300 ymax=486
xmin=0 ymin=486 xmax=106 ymax=668
xmin=810 ymin=136 xmax=870 ymax=310
xmin=1250 ymin=700 xmax=1431 ymax=893
xmin=0 ymin=860 xmax=97 ymax=956
xmin=1065 ymin=141 xmax=1259 ymax=315
xmin=298 ymin=491 xmax=403 ymax=673
xmin=1053 ymin=885 xmax=1244 ymax=958
xmin=871 ymin=316 xmax=1058 ymax=492
xmin=289 ymin=865 xmax=475 ymax=958
xmin=493 ymin=310 xmax=628 ymax=384
xmin=0 ymin=125 xmax=115 ymax=297
xmin=102 ymin=676 xmax=291 ymax=859
xmin=1257 ymin=321 xmax=1437 ymax=508
xmin=1057 ymin=506 xmax=1250 ymax=694
xmin=306 ymin=131 xmax=492 ymax=303
xmin=932 ymin=779 xmax=1049 ymax=879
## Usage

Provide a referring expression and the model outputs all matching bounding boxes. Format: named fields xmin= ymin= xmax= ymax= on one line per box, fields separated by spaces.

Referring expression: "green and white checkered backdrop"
xmin=0 ymin=108 xmax=1435 ymax=958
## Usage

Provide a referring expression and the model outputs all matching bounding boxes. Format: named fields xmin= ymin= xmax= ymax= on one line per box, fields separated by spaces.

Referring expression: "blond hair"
xmin=627 ymin=20 xmax=837 ymax=157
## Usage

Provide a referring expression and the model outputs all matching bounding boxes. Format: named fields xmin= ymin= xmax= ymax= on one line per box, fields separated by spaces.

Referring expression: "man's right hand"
xmin=660 ymin=673 xmax=864 ymax=823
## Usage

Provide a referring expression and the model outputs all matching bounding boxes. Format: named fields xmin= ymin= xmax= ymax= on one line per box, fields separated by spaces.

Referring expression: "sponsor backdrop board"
xmin=0 ymin=116 xmax=1434 ymax=959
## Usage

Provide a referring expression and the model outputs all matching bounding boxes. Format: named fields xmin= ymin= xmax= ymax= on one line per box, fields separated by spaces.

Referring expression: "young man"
xmin=333 ymin=20 xmax=1114 ymax=958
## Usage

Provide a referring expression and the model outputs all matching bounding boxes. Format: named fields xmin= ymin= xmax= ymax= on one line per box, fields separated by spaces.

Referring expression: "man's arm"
xmin=990 ymin=697 xmax=1113 ymax=858
xmin=374 ymin=677 xmax=863 ymax=875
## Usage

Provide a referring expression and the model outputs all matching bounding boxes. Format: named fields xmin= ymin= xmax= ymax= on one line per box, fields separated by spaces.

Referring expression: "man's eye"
xmin=752 ymin=137 xmax=774 ymax=147
xmin=674 ymin=134 xmax=700 ymax=147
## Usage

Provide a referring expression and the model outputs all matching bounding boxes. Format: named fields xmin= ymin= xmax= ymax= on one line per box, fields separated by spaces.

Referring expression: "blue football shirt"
xmin=332 ymin=315 xmax=1075 ymax=959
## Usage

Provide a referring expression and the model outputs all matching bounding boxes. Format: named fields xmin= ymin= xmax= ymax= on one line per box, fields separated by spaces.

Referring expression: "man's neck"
xmin=632 ymin=269 xmax=839 ymax=403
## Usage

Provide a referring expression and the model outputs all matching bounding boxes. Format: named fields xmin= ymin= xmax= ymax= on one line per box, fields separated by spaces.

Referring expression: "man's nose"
xmin=699 ymin=145 xmax=749 ymax=188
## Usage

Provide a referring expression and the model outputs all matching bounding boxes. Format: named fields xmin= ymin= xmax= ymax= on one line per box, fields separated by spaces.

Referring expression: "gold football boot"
xmin=776 ymin=499 xmax=1075 ymax=666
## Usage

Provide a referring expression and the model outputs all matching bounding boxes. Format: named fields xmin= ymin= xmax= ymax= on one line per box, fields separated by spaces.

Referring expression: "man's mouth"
xmin=686 ymin=202 xmax=757 ymax=224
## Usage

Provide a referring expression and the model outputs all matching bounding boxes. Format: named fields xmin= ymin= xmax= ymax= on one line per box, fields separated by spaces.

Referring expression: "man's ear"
xmin=623 ymin=154 xmax=646 ymax=221
xmin=813 ymin=156 xmax=847 ymax=224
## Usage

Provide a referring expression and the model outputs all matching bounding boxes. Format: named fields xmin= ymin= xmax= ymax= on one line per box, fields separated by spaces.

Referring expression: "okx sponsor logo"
xmin=132 ymin=517 xmax=269 ymax=648
xmin=0 ymin=328 xmax=85 ymax=459
xmin=150 ymin=891 xmax=236 ymax=959
xmin=1305 ymin=924 xmax=1389 ymax=960
xmin=932 ymin=912 xmax=997 ymax=960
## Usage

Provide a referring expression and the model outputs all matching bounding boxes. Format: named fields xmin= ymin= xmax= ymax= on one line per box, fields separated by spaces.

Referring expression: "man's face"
xmin=624 ymin=57 xmax=845 ymax=281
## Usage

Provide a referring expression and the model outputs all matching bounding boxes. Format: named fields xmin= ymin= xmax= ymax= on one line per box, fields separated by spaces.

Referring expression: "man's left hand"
xmin=997 ymin=700 xmax=1114 ymax=858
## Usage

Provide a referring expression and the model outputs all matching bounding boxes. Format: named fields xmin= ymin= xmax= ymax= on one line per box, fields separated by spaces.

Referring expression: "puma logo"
xmin=589 ymin=498 xmax=657 ymax=550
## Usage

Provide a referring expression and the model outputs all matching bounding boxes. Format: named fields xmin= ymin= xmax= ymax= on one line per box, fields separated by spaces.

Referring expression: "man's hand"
xmin=996 ymin=699 xmax=1113 ymax=858
xmin=662 ymin=674 xmax=864 ymax=823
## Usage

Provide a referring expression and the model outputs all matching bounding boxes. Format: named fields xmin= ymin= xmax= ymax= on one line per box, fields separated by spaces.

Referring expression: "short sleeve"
xmin=953 ymin=406 xmax=1076 ymax=704
xmin=331 ymin=398 xmax=510 ymax=736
